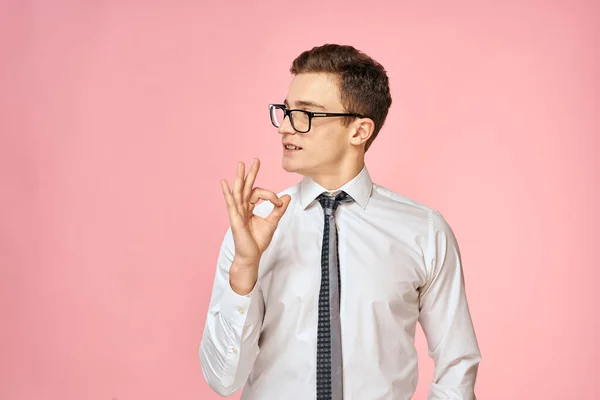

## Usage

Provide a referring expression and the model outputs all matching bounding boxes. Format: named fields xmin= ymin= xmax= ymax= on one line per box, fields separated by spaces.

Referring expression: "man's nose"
xmin=278 ymin=115 xmax=296 ymax=135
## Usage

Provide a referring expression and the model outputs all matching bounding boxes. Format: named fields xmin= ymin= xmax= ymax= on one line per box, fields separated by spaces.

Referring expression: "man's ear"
xmin=349 ymin=118 xmax=375 ymax=147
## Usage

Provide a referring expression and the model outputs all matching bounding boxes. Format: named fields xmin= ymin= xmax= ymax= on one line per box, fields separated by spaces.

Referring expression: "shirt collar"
xmin=299 ymin=165 xmax=373 ymax=210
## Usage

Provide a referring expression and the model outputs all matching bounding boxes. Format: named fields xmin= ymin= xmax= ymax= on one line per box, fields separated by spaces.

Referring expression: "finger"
xmin=249 ymin=187 xmax=282 ymax=206
xmin=220 ymin=179 xmax=239 ymax=219
xmin=265 ymin=194 xmax=292 ymax=225
xmin=243 ymin=158 xmax=259 ymax=202
xmin=233 ymin=162 xmax=245 ymax=212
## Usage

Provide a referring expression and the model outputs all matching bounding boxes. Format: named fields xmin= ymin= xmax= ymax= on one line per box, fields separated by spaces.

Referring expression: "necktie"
xmin=316 ymin=191 xmax=354 ymax=400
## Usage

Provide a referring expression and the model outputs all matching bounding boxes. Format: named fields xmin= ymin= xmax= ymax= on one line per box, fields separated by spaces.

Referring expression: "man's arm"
xmin=199 ymin=228 xmax=265 ymax=396
xmin=418 ymin=210 xmax=482 ymax=400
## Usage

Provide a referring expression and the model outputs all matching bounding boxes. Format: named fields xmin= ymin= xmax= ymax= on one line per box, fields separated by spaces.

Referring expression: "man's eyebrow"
xmin=283 ymin=99 xmax=327 ymax=110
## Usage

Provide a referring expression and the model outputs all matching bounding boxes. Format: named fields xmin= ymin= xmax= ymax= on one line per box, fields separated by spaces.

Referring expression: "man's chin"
xmin=281 ymin=162 xmax=296 ymax=173
xmin=281 ymin=158 xmax=303 ymax=174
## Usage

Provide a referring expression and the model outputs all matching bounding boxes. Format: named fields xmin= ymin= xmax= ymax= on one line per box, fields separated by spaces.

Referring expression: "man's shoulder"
xmin=371 ymin=182 xmax=434 ymax=214
xmin=370 ymin=182 xmax=455 ymax=236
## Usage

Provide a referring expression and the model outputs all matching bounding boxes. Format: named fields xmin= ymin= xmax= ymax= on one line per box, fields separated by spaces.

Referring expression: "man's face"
xmin=279 ymin=72 xmax=354 ymax=178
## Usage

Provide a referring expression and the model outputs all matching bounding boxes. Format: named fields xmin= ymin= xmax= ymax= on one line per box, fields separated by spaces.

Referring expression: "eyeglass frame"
xmin=269 ymin=103 xmax=365 ymax=133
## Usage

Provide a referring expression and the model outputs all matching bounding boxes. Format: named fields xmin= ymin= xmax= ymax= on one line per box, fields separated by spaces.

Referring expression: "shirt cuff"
xmin=219 ymin=283 xmax=261 ymax=327
xmin=428 ymin=382 xmax=476 ymax=400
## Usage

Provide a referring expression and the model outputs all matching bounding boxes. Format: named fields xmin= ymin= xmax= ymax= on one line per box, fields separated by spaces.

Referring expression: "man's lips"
xmin=283 ymin=143 xmax=303 ymax=150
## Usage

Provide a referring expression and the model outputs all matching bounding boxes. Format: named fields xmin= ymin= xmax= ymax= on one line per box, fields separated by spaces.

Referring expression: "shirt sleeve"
xmin=418 ymin=210 xmax=482 ymax=400
xmin=199 ymin=228 xmax=265 ymax=396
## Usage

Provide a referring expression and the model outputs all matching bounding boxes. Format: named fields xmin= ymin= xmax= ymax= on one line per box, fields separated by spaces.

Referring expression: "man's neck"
xmin=308 ymin=158 xmax=365 ymax=191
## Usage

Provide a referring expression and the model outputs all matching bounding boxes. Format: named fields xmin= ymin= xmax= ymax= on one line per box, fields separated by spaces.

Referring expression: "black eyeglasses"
xmin=269 ymin=103 xmax=364 ymax=133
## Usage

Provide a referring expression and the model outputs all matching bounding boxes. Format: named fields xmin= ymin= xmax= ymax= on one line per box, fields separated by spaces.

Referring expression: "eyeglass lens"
xmin=271 ymin=107 xmax=310 ymax=132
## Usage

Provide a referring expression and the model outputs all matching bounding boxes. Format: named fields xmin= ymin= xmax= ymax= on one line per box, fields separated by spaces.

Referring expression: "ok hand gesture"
xmin=221 ymin=159 xmax=291 ymax=269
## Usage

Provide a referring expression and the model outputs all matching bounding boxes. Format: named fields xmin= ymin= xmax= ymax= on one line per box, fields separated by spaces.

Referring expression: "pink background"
xmin=1 ymin=1 xmax=598 ymax=399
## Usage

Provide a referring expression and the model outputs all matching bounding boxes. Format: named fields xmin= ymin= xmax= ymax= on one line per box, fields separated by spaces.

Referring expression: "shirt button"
xmin=232 ymin=347 xmax=238 ymax=353
xmin=238 ymin=307 xmax=245 ymax=315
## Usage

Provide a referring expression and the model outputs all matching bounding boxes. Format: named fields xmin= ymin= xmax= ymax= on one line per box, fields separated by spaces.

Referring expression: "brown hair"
xmin=290 ymin=44 xmax=392 ymax=151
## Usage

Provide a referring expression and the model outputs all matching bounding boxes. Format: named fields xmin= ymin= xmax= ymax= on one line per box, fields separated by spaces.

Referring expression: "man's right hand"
xmin=220 ymin=158 xmax=291 ymax=295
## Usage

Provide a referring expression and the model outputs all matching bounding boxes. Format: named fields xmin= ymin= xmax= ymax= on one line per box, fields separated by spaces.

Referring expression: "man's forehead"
xmin=286 ymin=73 xmax=340 ymax=109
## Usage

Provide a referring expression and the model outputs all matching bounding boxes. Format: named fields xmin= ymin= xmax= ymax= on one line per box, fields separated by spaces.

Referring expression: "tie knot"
xmin=317 ymin=191 xmax=353 ymax=215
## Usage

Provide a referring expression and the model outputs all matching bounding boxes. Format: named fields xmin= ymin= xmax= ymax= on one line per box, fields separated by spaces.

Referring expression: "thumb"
xmin=266 ymin=194 xmax=291 ymax=225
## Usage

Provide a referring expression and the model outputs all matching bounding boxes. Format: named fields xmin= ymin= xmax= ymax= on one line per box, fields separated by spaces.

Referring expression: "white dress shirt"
xmin=199 ymin=166 xmax=481 ymax=400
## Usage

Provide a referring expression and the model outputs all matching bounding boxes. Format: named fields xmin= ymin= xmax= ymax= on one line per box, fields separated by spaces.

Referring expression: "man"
xmin=199 ymin=44 xmax=481 ymax=400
